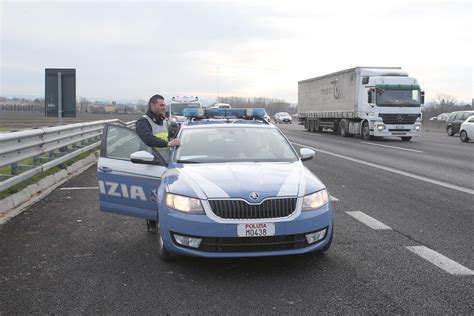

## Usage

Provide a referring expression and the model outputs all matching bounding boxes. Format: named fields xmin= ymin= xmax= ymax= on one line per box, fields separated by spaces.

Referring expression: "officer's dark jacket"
xmin=136 ymin=110 xmax=168 ymax=148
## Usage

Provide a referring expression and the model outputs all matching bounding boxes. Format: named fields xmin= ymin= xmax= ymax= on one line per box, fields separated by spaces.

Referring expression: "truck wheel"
xmin=401 ymin=137 xmax=412 ymax=141
xmin=460 ymin=130 xmax=469 ymax=142
xmin=314 ymin=118 xmax=323 ymax=132
xmin=447 ymin=126 xmax=455 ymax=136
xmin=339 ymin=120 xmax=349 ymax=137
xmin=362 ymin=121 xmax=373 ymax=140
xmin=309 ymin=120 xmax=315 ymax=132
xmin=157 ymin=223 xmax=174 ymax=261
xmin=304 ymin=120 xmax=310 ymax=131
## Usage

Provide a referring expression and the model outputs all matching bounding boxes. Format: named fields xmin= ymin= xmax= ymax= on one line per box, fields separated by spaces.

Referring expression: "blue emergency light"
xmin=183 ymin=108 xmax=266 ymax=119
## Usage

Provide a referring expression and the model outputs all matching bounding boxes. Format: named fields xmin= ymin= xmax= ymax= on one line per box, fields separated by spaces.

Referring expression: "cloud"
xmin=1 ymin=0 xmax=472 ymax=102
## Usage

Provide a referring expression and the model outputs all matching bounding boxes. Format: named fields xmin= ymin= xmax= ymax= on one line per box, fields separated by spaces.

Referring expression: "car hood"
xmin=165 ymin=162 xmax=325 ymax=202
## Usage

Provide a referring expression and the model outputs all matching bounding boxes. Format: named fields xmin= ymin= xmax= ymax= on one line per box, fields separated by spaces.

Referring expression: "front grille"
xmin=379 ymin=114 xmax=420 ymax=125
xmin=209 ymin=198 xmax=297 ymax=219
xmin=198 ymin=234 xmax=309 ymax=252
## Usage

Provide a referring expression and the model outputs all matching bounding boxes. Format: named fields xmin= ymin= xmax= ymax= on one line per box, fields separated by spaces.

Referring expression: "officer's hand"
xmin=169 ymin=138 xmax=181 ymax=147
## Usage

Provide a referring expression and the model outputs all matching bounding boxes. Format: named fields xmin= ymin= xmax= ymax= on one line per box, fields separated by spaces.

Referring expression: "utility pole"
xmin=217 ymin=66 xmax=220 ymax=102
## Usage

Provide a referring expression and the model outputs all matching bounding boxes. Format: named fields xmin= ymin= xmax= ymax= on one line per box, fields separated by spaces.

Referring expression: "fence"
xmin=0 ymin=119 xmax=135 ymax=192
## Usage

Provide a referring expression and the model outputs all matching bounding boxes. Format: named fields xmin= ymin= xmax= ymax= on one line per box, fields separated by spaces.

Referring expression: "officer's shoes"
xmin=146 ymin=220 xmax=157 ymax=234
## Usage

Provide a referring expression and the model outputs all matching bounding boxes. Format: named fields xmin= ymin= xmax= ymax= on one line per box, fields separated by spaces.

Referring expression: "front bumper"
xmin=159 ymin=203 xmax=332 ymax=258
xmin=372 ymin=123 xmax=421 ymax=137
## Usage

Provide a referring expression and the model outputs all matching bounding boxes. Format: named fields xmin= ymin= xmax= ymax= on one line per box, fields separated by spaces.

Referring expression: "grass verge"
xmin=0 ymin=147 xmax=98 ymax=200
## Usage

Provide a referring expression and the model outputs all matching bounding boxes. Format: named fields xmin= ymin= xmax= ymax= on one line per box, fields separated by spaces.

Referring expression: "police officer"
xmin=136 ymin=94 xmax=181 ymax=149
xmin=136 ymin=94 xmax=181 ymax=233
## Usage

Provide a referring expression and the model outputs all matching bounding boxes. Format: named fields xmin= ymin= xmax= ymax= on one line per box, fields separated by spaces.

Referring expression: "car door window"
xmin=105 ymin=125 xmax=150 ymax=160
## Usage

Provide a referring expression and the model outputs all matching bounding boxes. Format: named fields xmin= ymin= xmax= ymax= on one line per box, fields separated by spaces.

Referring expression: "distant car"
xmin=262 ymin=110 xmax=271 ymax=123
xmin=209 ymin=103 xmax=231 ymax=109
xmin=429 ymin=112 xmax=450 ymax=121
xmin=274 ymin=112 xmax=293 ymax=124
xmin=446 ymin=110 xmax=474 ymax=136
xmin=459 ymin=115 xmax=474 ymax=142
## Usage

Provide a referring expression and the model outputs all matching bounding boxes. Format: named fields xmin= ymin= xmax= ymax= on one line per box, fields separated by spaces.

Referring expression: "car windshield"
xmin=170 ymin=103 xmax=200 ymax=116
xmin=175 ymin=127 xmax=298 ymax=163
xmin=376 ymin=89 xmax=421 ymax=106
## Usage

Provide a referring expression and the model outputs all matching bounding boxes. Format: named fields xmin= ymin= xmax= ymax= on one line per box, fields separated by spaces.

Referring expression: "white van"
xmin=168 ymin=96 xmax=202 ymax=125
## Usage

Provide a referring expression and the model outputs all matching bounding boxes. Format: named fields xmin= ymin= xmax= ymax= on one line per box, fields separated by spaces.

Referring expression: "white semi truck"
xmin=298 ymin=67 xmax=424 ymax=141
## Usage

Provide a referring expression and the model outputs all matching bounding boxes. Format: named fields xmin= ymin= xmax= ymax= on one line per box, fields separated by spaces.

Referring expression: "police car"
xmin=98 ymin=108 xmax=333 ymax=260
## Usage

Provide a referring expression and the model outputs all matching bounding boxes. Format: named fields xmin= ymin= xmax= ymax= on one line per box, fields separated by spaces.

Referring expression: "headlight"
xmin=414 ymin=124 xmax=421 ymax=131
xmin=302 ymin=189 xmax=329 ymax=211
xmin=376 ymin=124 xmax=385 ymax=131
xmin=165 ymin=193 xmax=204 ymax=214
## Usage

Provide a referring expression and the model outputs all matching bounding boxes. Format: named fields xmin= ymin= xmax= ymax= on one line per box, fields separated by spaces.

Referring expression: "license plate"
xmin=237 ymin=223 xmax=275 ymax=237
xmin=396 ymin=125 xmax=404 ymax=129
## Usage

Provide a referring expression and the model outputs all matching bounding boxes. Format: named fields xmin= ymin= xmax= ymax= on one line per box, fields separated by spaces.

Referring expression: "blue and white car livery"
xmin=98 ymin=108 xmax=333 ymax=259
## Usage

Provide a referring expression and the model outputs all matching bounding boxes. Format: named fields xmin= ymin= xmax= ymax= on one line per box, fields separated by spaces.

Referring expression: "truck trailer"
xmin=298 ymin=67 xmax=424 ymax=141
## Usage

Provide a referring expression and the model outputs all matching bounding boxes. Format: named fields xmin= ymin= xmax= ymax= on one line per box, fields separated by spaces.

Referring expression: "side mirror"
xmin=130 ymin=151 xmax=155 ymax=164
xmin=368 ymin=90 xmax=373 ymax=104
xmin=420 ymin=90 xmax=425 ymax=105
xmin=300 ymin=148 xmax=315 ymax=161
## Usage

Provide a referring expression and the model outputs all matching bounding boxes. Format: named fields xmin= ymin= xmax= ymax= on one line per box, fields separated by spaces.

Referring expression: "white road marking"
xmin=360 ymin=141 xmax=424 ymax=153
xmin=60 ymin=187 xmax=99 ymax=190
xmin=406 ymin=246 xmax=474 ymax=276
xmin=330 ymin=195 xmax=339 ymax=201
xmin=346 ymin=211 xmax=392 ymax=230
xmin=291 ymin=141 xmax=474 ymax=195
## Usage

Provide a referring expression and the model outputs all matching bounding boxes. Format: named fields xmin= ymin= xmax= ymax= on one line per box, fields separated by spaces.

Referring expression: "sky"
xmin=0 ymin=0 xmax=472 ymax=104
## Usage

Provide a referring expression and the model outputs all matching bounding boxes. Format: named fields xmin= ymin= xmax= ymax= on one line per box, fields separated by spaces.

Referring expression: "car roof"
xmin=183 ymin=120 xmax=276 ymax=129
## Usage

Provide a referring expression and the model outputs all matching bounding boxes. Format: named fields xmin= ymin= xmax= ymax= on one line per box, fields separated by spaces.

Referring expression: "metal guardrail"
xmin=0 ymin=119 xmax=136 ymax=192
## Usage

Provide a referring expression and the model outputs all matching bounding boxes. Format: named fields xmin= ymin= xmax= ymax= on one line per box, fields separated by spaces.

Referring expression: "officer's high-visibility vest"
xmin=142 ymin=115 xmax=169 ymax=149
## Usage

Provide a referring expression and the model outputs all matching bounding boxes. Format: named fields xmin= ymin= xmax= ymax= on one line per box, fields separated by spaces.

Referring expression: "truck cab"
xmin=360 ymin=68 xmax=424 ymax=140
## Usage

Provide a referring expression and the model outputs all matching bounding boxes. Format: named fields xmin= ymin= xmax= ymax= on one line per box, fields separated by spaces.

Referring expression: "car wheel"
xmin=447 ymin=126 xmax=455 ymax=136
xmin=401 ymin=137 xmax=412 ymax=141
xmin=157 ymin=222 xmax=174 ymax=261
xmin=460 ymin=130 xmax=469 ymax=142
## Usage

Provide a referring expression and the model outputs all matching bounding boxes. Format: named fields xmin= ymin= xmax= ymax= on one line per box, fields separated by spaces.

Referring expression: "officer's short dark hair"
xmin=148 ymin=94 xmax=165 ymax=107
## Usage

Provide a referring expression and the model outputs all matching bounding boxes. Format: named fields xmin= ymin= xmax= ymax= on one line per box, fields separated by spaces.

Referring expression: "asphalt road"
xmin=1 ymin=125 xmax=473 ymax=314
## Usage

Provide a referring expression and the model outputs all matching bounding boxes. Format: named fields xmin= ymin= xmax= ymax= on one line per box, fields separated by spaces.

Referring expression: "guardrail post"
xmin=11 ymin=162 xmax=19 ymax=175
xmin=33 ymin=155 xmax=41 ymax=166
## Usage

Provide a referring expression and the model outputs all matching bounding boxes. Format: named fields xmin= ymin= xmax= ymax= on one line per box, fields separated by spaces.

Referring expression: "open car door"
xmin=97 ymin=124 xmax=167 ymax=219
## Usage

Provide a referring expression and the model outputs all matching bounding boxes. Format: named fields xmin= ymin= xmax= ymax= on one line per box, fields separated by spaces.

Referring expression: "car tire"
xmin=460 ymin=130 xmax=469 ymax=142
xmin=157 ymin=222 xmax=174 ymax=261
xmin=304 ymin=120 xmax=310 ymax=131
xmin=447 ymin=126 xmax=455 ymax=136
xmin=401 ymin=137 xmax=412 ymax=141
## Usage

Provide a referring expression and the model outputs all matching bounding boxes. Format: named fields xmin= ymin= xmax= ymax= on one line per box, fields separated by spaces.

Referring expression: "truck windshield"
xmin=376 ymin=89 xmax=421 ymax=106
xmin=170 ymin=103 xmax=201 ymax=115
